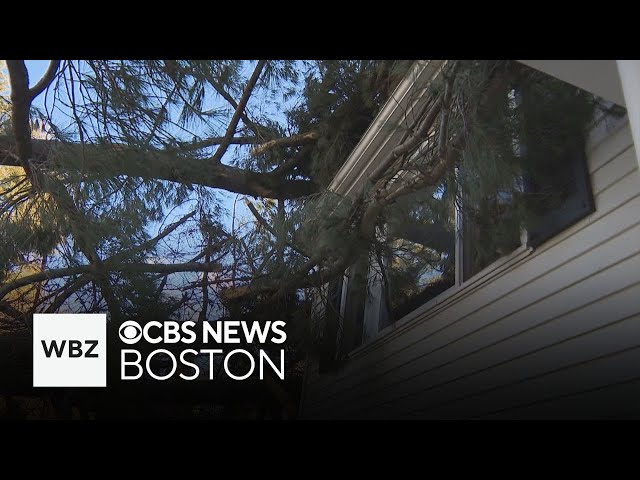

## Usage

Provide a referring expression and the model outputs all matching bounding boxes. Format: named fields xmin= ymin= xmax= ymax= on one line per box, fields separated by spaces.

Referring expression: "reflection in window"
xmin=341 ymin=255 xmax=368 ymax=352
xmin=461 ymin=73 xmax=606 ymax=280
xmin=378 ymin=177 xmax=456 ymax=323
xmin=462 ymin=185 xmax=523 ymax=280
xmin=318 ymin=277 xmax=343 ymax=373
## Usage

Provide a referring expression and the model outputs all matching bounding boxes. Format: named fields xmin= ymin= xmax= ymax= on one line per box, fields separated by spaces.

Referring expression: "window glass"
xmin=461 ymin=70 xmax=602 ymax=280
xmin=378 ymin=175 xmax=456 ymax=322
xmin=341 ymin=256 xmax=368 ymax=351
xmin=318 ymin=277 xmax=343 ymax=373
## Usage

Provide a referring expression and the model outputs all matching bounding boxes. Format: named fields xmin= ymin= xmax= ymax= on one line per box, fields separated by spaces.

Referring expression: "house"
xmin=299 ymin=60 xmax=640 ymax=419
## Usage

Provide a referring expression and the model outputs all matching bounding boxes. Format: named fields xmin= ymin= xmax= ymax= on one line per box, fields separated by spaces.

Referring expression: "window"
xmin=341 ymin=258 xmax=368 ymax=352
xmin=318 ymin=63 xmax=625 ymax=366
xmin=378 ymin=177 xmax=456 ymax=323
xmin=317 ymin=276 xmax=343 ymax=373
xmin=461 ymin=80 xmax=597 ymax=279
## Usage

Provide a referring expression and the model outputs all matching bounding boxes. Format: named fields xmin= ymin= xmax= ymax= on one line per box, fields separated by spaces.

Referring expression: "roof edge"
xmin=328 ymin=60 xmax=445 ymax=197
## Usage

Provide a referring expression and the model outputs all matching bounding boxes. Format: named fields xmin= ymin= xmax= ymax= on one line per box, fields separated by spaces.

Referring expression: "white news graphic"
xmin=33 ymin=313 xmax=107 ymax=387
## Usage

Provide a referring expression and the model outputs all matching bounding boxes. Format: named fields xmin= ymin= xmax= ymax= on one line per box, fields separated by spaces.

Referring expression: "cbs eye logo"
xmin=119 ymin=321 xmax=142 ymax=344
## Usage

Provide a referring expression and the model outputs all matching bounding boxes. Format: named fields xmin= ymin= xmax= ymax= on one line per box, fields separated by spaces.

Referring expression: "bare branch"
xmin=250 ymin=131 xmax=319 ymax=157
xmin=120 ymin=261 xmax=222 ymax=274
xmin=45 ymin=274 xmax=92 ymax=313
xmin=0 ymin=262 xmax=223 ymax=302
xmin=220 ymin=254 xmax=322 ymax=304
xmin=270 ymin=151 xmax=306 ymax=176
xmin=0 ymin=265 xmax=89 ymax=301
xmin=366 ymin=94 xmax=443 ymax=185
xmin=108 ymin=210 xmax=196 ymax=264
xmin=437 ymin=61 xmax=460 ymax=156
xmin=210 ymin=60 xmax=267 ymax=164
xmin=245 ymin=200 xmax=278 ymax=237
xmin=244 ymin=199 xmax=311 ymax=258
xmin=207 ymin=77 xmax=266 ymax=139
xmin=198 ymin=241 xmax=211 ymax=323
xmin=384 ymin=136 xmax=464 ymax=204
xmin=0 ymin=300 xmax=25 ymax=319
xmin=29 ymin=60 xmax=61 ymax=100
xmin=177 ymin=136 xmax=259 ymax=151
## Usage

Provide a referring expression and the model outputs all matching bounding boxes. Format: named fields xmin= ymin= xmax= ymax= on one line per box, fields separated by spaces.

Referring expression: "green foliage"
xmin=287 ymin=60 xmax=412 ymax=185
xmin=290 ymin=191 xmax=355 ymax=259
xmin=0 ymin=59 xmax=603 ymax=328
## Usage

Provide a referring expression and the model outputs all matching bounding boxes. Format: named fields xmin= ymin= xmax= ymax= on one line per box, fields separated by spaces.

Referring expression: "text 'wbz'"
xmin=119 ymin=320 xmax=287 ymax=382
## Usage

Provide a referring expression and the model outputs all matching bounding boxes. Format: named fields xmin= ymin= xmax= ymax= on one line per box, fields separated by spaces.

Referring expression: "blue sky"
xmin=25 ymin=60 xmax=50 ymax=110
xmin=22 ymin=60 xmax=249 ymax=229
xmin=19 ymin=60 xmax=297 ymax=274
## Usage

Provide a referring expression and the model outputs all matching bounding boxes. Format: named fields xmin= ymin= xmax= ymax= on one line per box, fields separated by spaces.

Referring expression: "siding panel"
xmin=309 ymin=254 xmax=640 ymax=418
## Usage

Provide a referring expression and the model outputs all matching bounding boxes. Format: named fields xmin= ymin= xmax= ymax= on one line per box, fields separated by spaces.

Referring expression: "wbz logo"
xmin=33 ymin=314 xmax=107 ymax=387
xmin=41 ymin=339 xmax=99 ymax=358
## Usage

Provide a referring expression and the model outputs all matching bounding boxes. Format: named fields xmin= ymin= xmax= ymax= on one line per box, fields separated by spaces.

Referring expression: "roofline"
xmin=328 ymin=60 xmax=445 ymax=197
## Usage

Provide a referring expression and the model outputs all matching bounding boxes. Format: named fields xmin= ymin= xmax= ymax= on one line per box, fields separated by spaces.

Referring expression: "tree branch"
xmin=245 ymin=200 xmax=278 ymax=237
xmin=177 ymin=136 xmax=259 ymax=151
xmin=0 ymin=265 xmax=89 ymax=301
xmin=220 ymin=254 xmax=322 ymax=304
xmin=45 ymin=274 xmax=92 ymax=313
xmin=244 ymin=199 xmax=311 ymax=258
xmin=383 ymin=136 xmax=464 ymax=204
xmin=176 ymin=131 xmax=318 ymax=157
xmin=198 ymin=240 xmax=212 ymax=323
xmin=0 ymin=261 xmax=223 ymax=302
xmin=250 ymin=131 xmax=319 ymax=157
xmin=108 ymin=210 xmax=196 ymax=264
xmin=0 ymin=137 xmax=318 ymax=199
xmin=28 ymin=60 xmax=61 ymax=100
xmin=117 ymin=261 xmax=222 ymax=274
xmin=0 ymin=300 xmax=25 ymax=319
xmin=437 ymin=61 xmax=460 ymax=157
xmin=270 ymin=151 xmax=306 ymax=176
xmin=5 ymin=61 xmax=34 ymax=177
xmin=210 ymin=60 xmax=267 ymax=164
xmin=366 ymin=94 xmax=443 ymax=186
xmin=207 ymin=77 xmax=267 ymax=139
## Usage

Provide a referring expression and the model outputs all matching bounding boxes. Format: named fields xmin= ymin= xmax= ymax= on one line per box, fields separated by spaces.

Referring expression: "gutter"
xmin=328 ymin=60 xmax=445 ymax=198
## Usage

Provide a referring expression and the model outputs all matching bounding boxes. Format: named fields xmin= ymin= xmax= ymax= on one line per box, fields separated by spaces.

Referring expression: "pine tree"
xmin=0 ymin=60 xmax=603 ymax=335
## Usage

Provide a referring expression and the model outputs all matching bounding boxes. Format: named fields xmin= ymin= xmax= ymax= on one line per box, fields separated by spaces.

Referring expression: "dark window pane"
xmin=462 ymin=69 xmax=603 ymax=280
xmin=462 ymin=190 xmax=522 ymax=280
xmin=518 ymin=80 xmax=599 ymax=247
xmin=341 ymin=257 xmax=368 ymax=352
xmin=380 ymin=179 xmax=456 ymax=322
xmin=523 ymin=146 xmax=595 ymax=247
xmin=318 ymin=277 xmax=343 ymax=373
